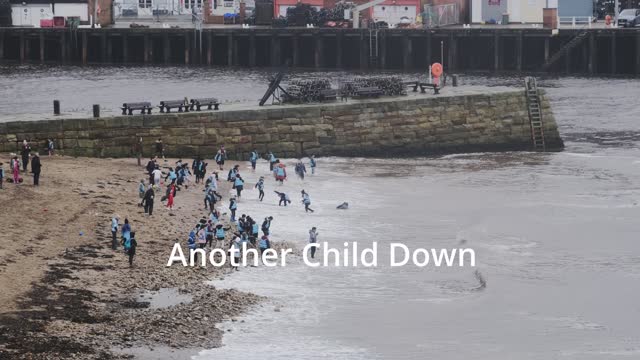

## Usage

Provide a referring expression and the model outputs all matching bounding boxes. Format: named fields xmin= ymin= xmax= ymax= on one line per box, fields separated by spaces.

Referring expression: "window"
xmin=139 ymin=0 xmax=152 ymax=8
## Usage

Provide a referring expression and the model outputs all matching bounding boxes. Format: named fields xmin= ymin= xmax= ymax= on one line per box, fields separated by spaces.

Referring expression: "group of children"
xmin=123 ymin=145 xmax=321 ymax=270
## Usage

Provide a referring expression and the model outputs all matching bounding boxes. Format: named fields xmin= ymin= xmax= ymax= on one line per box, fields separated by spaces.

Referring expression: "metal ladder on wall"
xmin=369 ymin=29 xmax=379 ymax=67
xmin=542 ymin=26 xmax=589 ymax=70
xmin=524 ymin=77 xmax=546 ymax=151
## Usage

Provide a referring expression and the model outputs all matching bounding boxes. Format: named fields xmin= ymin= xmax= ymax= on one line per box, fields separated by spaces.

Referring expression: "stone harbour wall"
xmin=0 ymin=90 xmax=563 ymax=159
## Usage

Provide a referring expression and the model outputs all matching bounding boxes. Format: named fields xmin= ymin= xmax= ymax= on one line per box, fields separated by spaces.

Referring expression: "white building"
xmin=11 ymin=0 xmax=89 ymax=27
xmin=471 ymin=0 xmax=559 ymax=24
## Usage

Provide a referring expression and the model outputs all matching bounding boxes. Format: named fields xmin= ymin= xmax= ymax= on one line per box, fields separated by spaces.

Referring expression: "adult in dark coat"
xmin=31 ymin=153 xmax=41 ymax=186
xmin=21 ymin=140 xmax=31 ymax=171
xmin=142 ymin=186 xmax=155 ymax=216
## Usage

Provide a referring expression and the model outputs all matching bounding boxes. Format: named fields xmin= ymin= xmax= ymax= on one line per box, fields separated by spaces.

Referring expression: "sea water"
xmin=195 ymin=78 xmax=640 ymax=360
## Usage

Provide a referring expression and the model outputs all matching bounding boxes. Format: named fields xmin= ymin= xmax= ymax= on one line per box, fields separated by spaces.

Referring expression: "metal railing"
xmin=557 ymin=16 xmax=594 ymax=28
xmin=423 ymin=3 xmax=459 ymax=28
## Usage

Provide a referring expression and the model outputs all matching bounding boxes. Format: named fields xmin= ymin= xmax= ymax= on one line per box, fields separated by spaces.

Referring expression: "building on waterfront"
xmin=470 ymin=0 xmax=554 ymax=23
xmin=9 ymin=0 xmax=112 ymax=27
xmin=370 ymin=0 xmax=421 ymax=27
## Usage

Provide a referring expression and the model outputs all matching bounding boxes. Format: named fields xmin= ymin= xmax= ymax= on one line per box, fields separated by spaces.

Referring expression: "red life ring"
xmin=431 ymin=63 xmax=443 ymax=77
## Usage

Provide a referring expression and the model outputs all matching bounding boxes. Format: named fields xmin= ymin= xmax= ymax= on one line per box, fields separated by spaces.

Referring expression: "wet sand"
xmin=0 ymin=155 xmax=260 ymax=359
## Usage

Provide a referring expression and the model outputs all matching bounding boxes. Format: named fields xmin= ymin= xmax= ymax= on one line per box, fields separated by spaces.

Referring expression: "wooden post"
xmin=336 ymin=33 xmax=343 ymax=69
xmin=19 ymin=32 xmax=25 ymax=63
xmin=270 ymin=35 xmax=280 ymax=67
xmin=359 ymin=31 xmax=367 ymax=70
xmin=207 ymin=32 xmax=213 ymax=66
xmin=494 ymin=32 xmax=500 ymax=71
xmin=403 ymin=35 xmax=412 ymax=71
xmin=39 ymin=32 xmax=45 ymax=63
xmin=143 ymin=34 xmax=150 ymax=63
xmin=314 ymin=34 xmax=323 ymax=69
xmin=100 ymin=33 xmax=107 ymax=63
xmin=544 ymin=37 xmax=549 ymax=64
xmin=60 ymin=32 xmax=66 ymax=64
xmin=516 ymin=31 xmax=523 ymax=72
xmin=249 ymin=33 xmax=256 ymax=67
xmin=564 ymin=44 xmax=571 ymax=74
xmin=24 ymin=34 xmax=30 ymax=61
xmin=122 ymin=34 xmax=129 ymax=63
xmin=0 ymin=31 xmax=4 ymax=61
xmin=379 ymin=32 xmax=387 ymax=69
xmin=636 ymin=32 xmax=640 ymax=76
xmin=164 ymin=33 xmax=170 ymax=64
xmin=611 ymin=32 xmax=616 ymax=75
xmin=82 ymin=32 xmax=88 ymax=65
xmin=227 ymin=34 xmax=233 ymax=66
xmin=588 ymin=32 xmax=596 ymax=75
xmin=233 ymin=37 xmax=238 ymax=66
xmin=292 ymin=35 xmax=300 ymax=67
xmin=447 ymin=33 xmax=456 ymax=71
xmin=582 ymin=41 xmax=588 ymax=73
xmin=184 ymin=33 xmax=190 ymax=65
xmin=107 ymin=36 xmax=113 ymax=63
xmin=425 ymin=31 xmax=431 ymax=68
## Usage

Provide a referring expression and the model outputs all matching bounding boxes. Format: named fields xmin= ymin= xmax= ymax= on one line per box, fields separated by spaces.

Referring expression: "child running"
xmin=301 ymin=190 xmax=314 ymax=213
xmin=255 ymin=176 xmax=265 ymax=201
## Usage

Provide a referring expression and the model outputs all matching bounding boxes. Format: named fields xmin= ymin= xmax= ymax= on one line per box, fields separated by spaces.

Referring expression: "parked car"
xmin=618 ymin=9 xmax=640 ymax=27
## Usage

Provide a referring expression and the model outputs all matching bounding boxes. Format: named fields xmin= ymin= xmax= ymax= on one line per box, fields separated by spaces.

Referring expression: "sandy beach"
xmin=0 ymin=155 xmax=261 ymax=359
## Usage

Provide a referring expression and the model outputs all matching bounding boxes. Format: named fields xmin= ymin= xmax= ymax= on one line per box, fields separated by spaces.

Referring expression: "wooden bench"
xmin=159 ymin=100 xmax=189 ymax=113
xmin=353 ymin=87 xmax=383 ymax=99
xmin=122 ymin=102 xmax=152 ymax=115
xmin=319 ymin=89 xmax=338 ymax=102
xmin=406 ymin=81 xmax=440 ymax=95
xmin=190 ymin=98 xmax=220 ymax=111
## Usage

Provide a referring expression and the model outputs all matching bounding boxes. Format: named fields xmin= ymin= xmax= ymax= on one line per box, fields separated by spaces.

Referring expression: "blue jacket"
xmin=216 ymin=227 xmax=225 ymax=239
xmin=250 ymin=151 xmax=258 ymax=162
xmin=229 ymin=200 xmax=237 ymax=210
xmin=234 ymin=177 xmax=244 ymax=187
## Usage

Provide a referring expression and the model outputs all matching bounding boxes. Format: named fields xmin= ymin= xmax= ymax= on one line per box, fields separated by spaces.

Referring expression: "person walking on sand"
xmin=249 ymin=149 xmax=259 ymax=171
xmin=309 ymin=155 xmax=317 ymax=175
xmin=138 ymin=180 xmax=146 ymax=205
xmin=121 ymin=218 xmax=132 ymax=253
xmin=255 ymin=176 xmax=265 ymax=201
xmin=155 ymin=138 xmax=164 ymax=159
xmin=215 ymin=145 xmax=227 ymax=170
xmin=152 ymin=166 xmax=162 ymax=188
xmin=273 ymin=162 xmax=287 ymax=185
xmin=21 ymin=140 xmax=31 ymax=172
xmin=128 ymin=232 xmax=138 ymax=267
xmin=166 ymin=184 xmax=176 ymax=210
xmin=47 ymin=139 xmax=55 ymax=157
xmin=295 ymin=160 xmax=306 ymax=180
xmin=268 ymin=151 xmax=278 ymax=171
xmin=133 ymin=137 xmax=143 ymax=166
xmin=262 ymin=216 xmax=273 ymax=236
xmin=0 ymin=162 xmax=4 ymax=189
xmin=31 ymin=152 xmax=41 ymax=186
xmin=308 ymin=227 xmax=319 ymax=259
xmin=215 ymin=224 xmax=226 ymax=248
xmin=142 ymin=185 xmax=155 ymax=216
xmin=234 ymin=174 xmax=245 ymax=198
xmin=229 ymin=196 xmax=238 ymax=222
xmin=12 ymin=156 xmax=20 ymax=184
xmin=301 ymin=190 xmax=314 ymax=213
xmin=258 ymin=235 xmax=270 ymax=257
xmin=111 ymin=215 xmax=119 ymax=250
